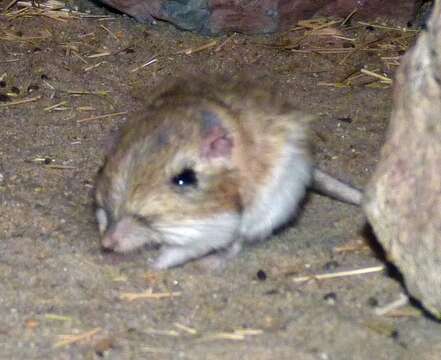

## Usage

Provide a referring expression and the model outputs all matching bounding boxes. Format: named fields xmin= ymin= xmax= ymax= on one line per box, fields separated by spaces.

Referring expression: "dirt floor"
xmin=1 ymin=2 xmax=441 ymax=359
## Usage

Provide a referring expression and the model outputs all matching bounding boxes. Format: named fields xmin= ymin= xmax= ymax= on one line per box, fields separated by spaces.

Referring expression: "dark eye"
xmin=172 ymin=168 xmax=198 ymax=187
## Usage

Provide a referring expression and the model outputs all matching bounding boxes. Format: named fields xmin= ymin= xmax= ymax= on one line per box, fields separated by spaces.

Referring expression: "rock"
xmin=98 ymin=0 xmax=163 ymax=24
xmin=97 ymin=0 xmax=422 ymax=35
xmin=317 ymin=0 xmax=419 ymax=25
xmin=364 ymin=0 xmax=441 ymax=316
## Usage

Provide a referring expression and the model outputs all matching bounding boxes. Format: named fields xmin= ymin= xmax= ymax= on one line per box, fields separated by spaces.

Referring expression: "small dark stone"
xmin=367 ymin=296 xmax=379 ymax=307
xmin=40 ymin=74 xmax=49 ymax=80
xmin=343 ymin=42 xmax=355 ymax=48
xmin=391 ymin=329 xmax=399 ymax=340
xmin=10 ymin=86 xmax=20 ymax=95
xmin=33 ymin=47 xmax=42 ymax=52
xmin=366 ymin=25 xmax=375 ymax=31
xmin=0 ymin=80 xmax=6 ymax=88
xmin=337 ymin=117 xmax=353 ymax=124
xmin=256 ymin=269 xmax=267 ymax=281
xmin=27 ymin=84 xmax=39 ymax=93
xmin=124 ymin=47 xmax=135 ymax=54
xmin=323 ymin=292 xmax=337 ymax=304
xmin=44 ymin=157 xmax=52 ymax=165
xmin=0 ymin=93 xmax=10 ymax=102
xmin=323 ymin=260 xmax=339 ymax=271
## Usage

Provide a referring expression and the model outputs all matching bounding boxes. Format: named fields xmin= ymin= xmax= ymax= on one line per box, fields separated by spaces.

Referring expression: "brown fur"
xmin=94 ymin=77 xmax=327 ymax=268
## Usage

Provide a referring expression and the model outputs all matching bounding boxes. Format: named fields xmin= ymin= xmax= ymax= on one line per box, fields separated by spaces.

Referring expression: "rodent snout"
xmin=101 ymin=233 xmax=117 ymax=251
xmin=99 ymin=216 xmax=157 ymax=253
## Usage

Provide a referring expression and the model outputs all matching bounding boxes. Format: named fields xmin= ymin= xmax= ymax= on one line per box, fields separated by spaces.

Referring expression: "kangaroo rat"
xmin=94 ymin=78 xmax=362 ymax=269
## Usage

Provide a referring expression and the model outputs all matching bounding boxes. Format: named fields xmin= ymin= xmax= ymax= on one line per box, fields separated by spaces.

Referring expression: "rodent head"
xmin=94 ymin=102 xmax=243 ymax=254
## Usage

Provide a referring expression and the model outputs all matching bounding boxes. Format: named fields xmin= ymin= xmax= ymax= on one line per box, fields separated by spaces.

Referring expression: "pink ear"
xmin=200 ymin=111 xmax=234 ymax=159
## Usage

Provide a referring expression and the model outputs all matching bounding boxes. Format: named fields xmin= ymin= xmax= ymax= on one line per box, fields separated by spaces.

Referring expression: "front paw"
xmin=152 ymin=241 xmax=242 ymax=271
xmin=152 ymin=246 xmax=191 ymax=270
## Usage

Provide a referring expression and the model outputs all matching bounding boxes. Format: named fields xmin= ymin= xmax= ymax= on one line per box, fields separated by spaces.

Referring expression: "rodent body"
xmin=95 ymin=78 xmax=361 ymax=269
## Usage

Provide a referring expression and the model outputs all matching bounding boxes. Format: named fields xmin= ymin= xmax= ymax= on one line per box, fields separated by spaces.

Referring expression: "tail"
xmin=311 ymin=168 xmax=362 ymax=206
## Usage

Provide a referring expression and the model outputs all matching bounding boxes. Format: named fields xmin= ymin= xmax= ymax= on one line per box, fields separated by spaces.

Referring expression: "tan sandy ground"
xmin=0 ymin=4 xmax=440 ymax=359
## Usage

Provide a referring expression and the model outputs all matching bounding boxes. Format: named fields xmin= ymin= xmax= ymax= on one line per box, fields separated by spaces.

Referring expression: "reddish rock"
xmin=208 ymin=0 xmax=279 ymax=34
xmin=318 ymin=0 xmax=417 ymax=23
xmin=100 ymin=0 xmax=163 ymax=24
xmin=97 ymin=0 xmax=422 ymax=35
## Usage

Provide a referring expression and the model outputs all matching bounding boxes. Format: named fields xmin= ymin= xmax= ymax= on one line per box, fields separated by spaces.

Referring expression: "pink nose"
xmin=101 ymin=233 xmax=117 ymax=250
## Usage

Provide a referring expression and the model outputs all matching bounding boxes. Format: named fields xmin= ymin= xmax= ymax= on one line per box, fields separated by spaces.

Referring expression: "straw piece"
xmin=292 ymin=265 xmax=385 ymax=283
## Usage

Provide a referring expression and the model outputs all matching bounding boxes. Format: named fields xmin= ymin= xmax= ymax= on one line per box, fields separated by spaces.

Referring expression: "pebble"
xmin=256 ymin=269 xmax=267 ymax=281
xmin=323 ymin=292 xmax=337 ymax=305
xmin=323 ymin=260 xmax=339 ymax=271
xmin=367 ymin=296 xmax=379 ymax=307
